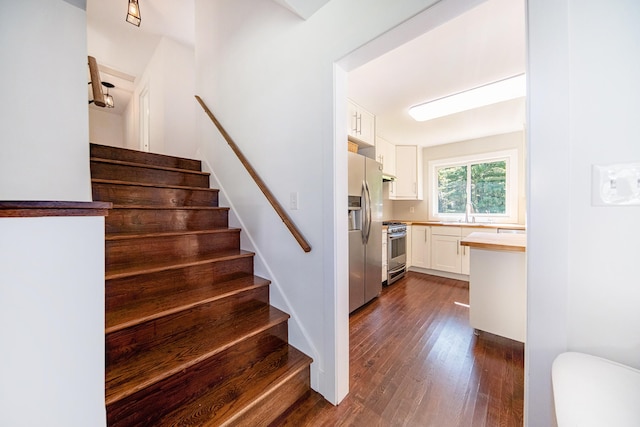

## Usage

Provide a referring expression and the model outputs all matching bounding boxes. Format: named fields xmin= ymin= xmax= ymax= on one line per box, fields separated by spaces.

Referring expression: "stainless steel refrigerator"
xmin=348 ymin=152 xmax=383 ymax=313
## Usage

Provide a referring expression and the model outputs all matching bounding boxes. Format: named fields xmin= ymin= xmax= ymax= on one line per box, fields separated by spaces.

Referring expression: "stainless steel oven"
xmin=386 ymin=222 xmax=407 ymax=285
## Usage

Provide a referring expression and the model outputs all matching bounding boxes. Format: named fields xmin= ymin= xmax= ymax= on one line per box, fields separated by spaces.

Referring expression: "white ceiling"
xmin=87 ymin=0 xmax=195 ymax=115
xmin=87 ymin=0 xmax=525 ymax=147
xmin=348 ymin=0 xmax=526 ymax=147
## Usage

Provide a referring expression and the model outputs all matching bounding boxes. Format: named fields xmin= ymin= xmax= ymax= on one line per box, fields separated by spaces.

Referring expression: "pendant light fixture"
xmin=126 ymin=0 xmax=141 ymax=27
xmin=102 ymin=82 xmax=115 ymax=109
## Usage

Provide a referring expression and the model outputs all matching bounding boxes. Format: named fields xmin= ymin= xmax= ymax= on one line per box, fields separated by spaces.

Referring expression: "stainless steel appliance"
xmin=385 ymin=222 xmax=407 ymax=285
xmin=348 ymin=152 xmax=383 ymax=313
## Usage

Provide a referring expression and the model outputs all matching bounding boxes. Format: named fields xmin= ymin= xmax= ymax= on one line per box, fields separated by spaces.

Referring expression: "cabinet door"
xmin=460 ymin=227 xmax=497 ymax=274
xmin=431 ymin=234 xmax=461 ymax=273
xmin=347 ymin=100 xmax=375 ymax=146
xmin=394 ymin=145 xmax=422 ymax=200
xmin=359 ymin=109 xmax=375 ymax=146
xmin=411 ymin=225 xmax=431 ymax=268
xmin=376 ymin=136 xmax=396 ymax=177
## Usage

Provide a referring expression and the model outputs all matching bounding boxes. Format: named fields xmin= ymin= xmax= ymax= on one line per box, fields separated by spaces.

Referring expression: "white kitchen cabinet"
xmin=347 ymin=99 xmax=375 ymax=147
xmin=431 ymin=234 xmax=461 ymax=273
xmin=376 ymin=136 xmax=396 ymax=177
xmin=382 ymin=228 xmax=388 ymax=284
xmin=460 ymin=227 xmax=497 ymax=274
xmin=430 ymin=226 xmax=498 ymax=275
xmin=410 ymin=225 xmax=431 ymax=269
xmin=392 ymin=145 xmax=423 ymax=200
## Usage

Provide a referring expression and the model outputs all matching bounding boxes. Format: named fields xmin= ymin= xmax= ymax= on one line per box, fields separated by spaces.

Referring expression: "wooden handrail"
xmin=195 ymin=95 xmax=312 ymax=253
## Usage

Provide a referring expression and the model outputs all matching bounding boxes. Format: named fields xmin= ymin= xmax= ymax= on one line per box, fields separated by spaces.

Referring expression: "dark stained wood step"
xmin=107 ymin=275 xmax=270 ymax=334
xmin=91 ymin=143 xmax=202 ymax=171
xmin=107 ymin=252 xmax=254 ymax=314
xmin=106 ymin=205 xmax=229 ymax=234
xmin=106 ymin=301 xmax=291 ymax=405
xmin=105 ymin=229 xmax=241 ymax=272
xmin=92 ymin=179 xmax=219 ymax=207
xmin=91 ymin=158 xmax=210 ymax=188
xmin=107 ymin=324 xmax=311 ymax=427
xmin=156 ymin=344 xmax=311 ymax=427
xmin=105 ymin=249 xmax=254 ymax=280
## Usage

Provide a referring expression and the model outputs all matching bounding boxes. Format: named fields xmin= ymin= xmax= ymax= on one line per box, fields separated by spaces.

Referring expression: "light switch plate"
xmin=592 ymin=162 xmax=640 ymax=206
xmin=290 ymin=192 xmax=299 ymax=210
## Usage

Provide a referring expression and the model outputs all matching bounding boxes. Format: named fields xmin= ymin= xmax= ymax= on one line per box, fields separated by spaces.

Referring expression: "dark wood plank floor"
xmin=276 ymin=271 xmax=524 ymax=427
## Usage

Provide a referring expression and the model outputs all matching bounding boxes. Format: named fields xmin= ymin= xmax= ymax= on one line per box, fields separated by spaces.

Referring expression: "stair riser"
xmin=106 ymin=296 xmax=272 ymax=374
xmin=106 ymin=207 xmax=229 ymax=234
xmin=91 ymin=144 xmax=202 ymax=171
xmin=106 ymin=324 xmax=288 ymax=427
xmin=106 ymin=231 xmax=241 ymax=272
xmin=91 ymin=161 xmax=210 ymax=188
xmin=107 ymin=256 xmax=254 ymax=313
xmin=230 ymin=367 xmax=311 ymax=427
xmin=93 ymin=182 xmax=219 ymax=207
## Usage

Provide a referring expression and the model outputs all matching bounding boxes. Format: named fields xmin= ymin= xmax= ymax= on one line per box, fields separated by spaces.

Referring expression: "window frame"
xmin=428 ymin=149 xmax=518 ymax=223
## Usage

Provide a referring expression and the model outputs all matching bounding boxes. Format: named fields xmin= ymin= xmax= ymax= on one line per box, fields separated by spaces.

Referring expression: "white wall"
xmin=0 ymin=217 xmax=106 ymax=427
xmin=89 ymin=108 xmax=125 ymax=147
xmin=0 ymin=2 xmax=107 ymax=426
xmin=134 ymin=37 xmax=197 ymax=158
xmin=392 ymin=130 xmax=526 ymax=223
xmin=527 ymin=0 xmax=640 ymax=425
xmin=0 ymin=0 xmax=92 ymax=201
xmin=193 ymin=0 xmax=489 ymax=404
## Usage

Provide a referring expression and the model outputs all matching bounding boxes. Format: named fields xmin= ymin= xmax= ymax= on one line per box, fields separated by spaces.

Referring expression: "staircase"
xmin=90 ymin=143 xmax=312 ymax=426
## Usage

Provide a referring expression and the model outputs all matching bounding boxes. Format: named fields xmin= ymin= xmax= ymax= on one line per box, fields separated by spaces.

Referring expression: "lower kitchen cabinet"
xmin=410 ymin=225 xmax=430 ymax=269
xmin=461 ymin=227 xmax=496 ymax=274
xmin=429 ymin=226 xmax=498 ymax=275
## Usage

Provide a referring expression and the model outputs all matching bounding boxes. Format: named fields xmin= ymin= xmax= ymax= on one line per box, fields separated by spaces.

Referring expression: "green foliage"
xmin=438 ymin=166 xmax=467 ymax=213
xmin=437 ymin=160 xmax=507 ymax=215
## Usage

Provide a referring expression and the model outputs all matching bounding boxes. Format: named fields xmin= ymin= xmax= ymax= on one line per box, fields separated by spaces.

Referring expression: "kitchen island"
xmin=461 ymin=232 xmax=526 ymax=343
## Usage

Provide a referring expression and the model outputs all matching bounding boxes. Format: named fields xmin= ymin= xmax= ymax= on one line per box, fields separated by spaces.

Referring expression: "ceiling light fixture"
xmin=102 ymin=82 xmax=115 ymax=109
xmin=408 ymin=74 xmax=526 ymax=122
xmin=126 ymin=0 xmax=141 ymax=27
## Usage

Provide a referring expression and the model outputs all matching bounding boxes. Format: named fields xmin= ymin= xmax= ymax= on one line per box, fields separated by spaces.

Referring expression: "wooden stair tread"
xmin=106 ymin=249 xmax=254 ymax=280
xmin=106 ymin=275 xmax=271 ymax=333
xmin=91 ymin=157 xmax=211 ymax=176
xmin=92 ymin=178 xmax=219 ymax=193
xmin=106 ymin=302 xmax=290 ymax=405
xmin=106 ymin=228 xmax=240 ymax=240
xmin=157 ymin=344 xmax=312 ymax=426
xmin=110 ymin=204 xmax=228 ymax=211
xmin=90 ymin=143 xmax=202 ymax=171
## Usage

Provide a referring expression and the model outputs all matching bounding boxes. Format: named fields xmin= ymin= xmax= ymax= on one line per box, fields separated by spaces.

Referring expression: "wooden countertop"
xmin=398 ymin=221 xmax=526 ymax=231
xmin=460 ymin=232 xmax=526 ymax=252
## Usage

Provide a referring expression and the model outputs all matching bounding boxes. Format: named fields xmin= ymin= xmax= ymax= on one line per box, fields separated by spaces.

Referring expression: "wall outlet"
xmin=592 ymin=162 xmax=640 ymax=206
xmin=290 ymin=192 xmax=299 ymax=210
xmin=409 ymin=206 xmax=415 ymax=213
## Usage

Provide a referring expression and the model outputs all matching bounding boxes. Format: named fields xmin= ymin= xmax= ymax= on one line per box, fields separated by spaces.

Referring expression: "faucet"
xmin=465 ymin=202 xmax=475 ymax=223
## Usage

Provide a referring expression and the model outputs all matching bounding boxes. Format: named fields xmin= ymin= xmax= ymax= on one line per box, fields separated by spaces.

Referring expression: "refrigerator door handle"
xmin=364 ymin=180 xmax=372 ymax=244
xmin=361 ymin=181 xmax=368 ymax=244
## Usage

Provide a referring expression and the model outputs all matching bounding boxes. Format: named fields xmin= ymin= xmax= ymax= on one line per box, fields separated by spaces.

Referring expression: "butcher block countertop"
xmin=460 ymin=232 xmax=526 ymax=252
xmin=402 ymin=221 xmax=526 ymax=231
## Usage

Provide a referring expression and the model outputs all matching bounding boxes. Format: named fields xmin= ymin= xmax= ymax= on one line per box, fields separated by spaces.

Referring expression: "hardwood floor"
xmin=275 ymin=271 xmax=524 ymax=426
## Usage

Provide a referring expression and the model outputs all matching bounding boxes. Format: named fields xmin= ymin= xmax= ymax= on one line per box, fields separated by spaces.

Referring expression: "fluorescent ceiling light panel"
xmin=409 ymin=74 xmax=526 ymax=122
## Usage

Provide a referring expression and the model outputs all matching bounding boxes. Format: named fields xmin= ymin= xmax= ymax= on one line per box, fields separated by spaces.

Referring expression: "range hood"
xmin=382 ymin=173 xmax=396 ymax=182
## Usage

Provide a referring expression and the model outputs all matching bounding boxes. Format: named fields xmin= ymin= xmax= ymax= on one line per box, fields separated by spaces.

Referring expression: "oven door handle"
xmin=388 ymin=232 xmax=407 ymax=239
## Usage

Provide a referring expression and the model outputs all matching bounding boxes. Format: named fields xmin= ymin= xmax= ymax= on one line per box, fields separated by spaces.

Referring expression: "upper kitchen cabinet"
xmin=376 ymin=136 xmax=396 ymax=178
xmin=392 ymin=145 xmax=423 ymax=200
xmin=347 ymin=99 xmax=375 ymax=147
xmin=360 ymin=135 xmax=396 ymax=179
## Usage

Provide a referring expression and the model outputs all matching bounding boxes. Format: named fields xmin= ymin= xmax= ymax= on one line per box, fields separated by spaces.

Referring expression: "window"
xmin=429 ymin=150 xmax=518 ymax=223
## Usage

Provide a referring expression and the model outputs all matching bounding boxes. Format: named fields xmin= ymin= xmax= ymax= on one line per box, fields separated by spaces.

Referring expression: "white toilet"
xmin=552 ymin=352 xmax=640 ymax=426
